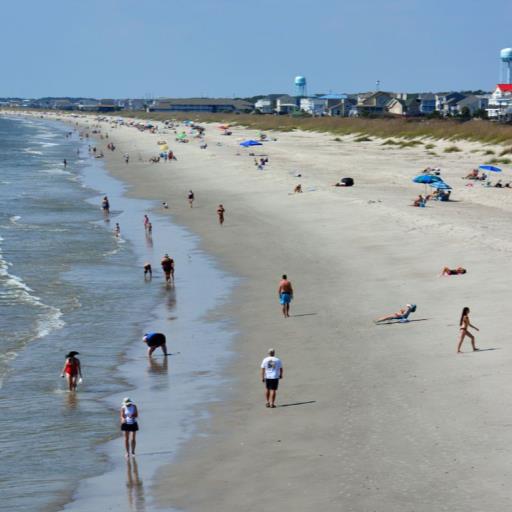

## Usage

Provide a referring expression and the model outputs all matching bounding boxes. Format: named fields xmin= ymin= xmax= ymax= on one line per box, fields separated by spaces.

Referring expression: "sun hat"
xmin=123 ymin=397 xmax=133 ymax=405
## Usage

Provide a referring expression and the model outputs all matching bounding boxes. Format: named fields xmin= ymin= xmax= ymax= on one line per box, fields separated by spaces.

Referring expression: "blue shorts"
xmin=280 ymin=293 xmax=291 ymax=305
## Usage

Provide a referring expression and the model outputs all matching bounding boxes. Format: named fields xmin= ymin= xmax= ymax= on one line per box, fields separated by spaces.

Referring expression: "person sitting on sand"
xmin=413 ymin=194 xmax=426 ymax=207
xmin=374 ymin=304 xmax=416 ymax=323
xmin=464 ymin=169 xmax=478 ymax=180
xmin=293 ymin=184 xmax=302 ymax=193
xmin=440 ymin=266 xmax=467 ymax=276
xmin=495 ymin=180 xmax=503 ymax=188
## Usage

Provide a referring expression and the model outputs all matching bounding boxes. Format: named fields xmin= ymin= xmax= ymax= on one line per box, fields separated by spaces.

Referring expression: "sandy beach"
xmin=20 ymin=111 xmax=512 ymax=510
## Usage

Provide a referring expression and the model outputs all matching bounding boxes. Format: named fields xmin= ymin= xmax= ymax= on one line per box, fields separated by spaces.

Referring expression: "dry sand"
xmin=32 ymin=113 xmax=512 ymax=510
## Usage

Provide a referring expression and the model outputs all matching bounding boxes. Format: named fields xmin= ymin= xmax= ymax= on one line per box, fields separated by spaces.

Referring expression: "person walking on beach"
xmin=278 ymin=275 xmax=293 ymax=318
xmin=120 ymin=397 xmax=139 ymax=457
xmin=142 ymin=332 xmax=168 ymax=357
xmin=217 ymin=204 xmax=225 ymax=225
xmin=63 ymin=159 xmax=67 ymax=168
xmin=457 ymin=307 xmax=480 ymax=353
xmin=114 ymin=223 xmax=121 ymax=237
xmin=260 ymin=349 xmax=283 ymax=408
xmin=102 ymin=196 xmax=110 ymax=215
xmin=143 ymin=214 xmax=150 ymax=231
xmin=188 ymin=190 xmax=195 ymax=208
xmin=60 ymin=351 xmax=82 ymax=391
xmin=161 ymin=254 xmax=174 ymax=284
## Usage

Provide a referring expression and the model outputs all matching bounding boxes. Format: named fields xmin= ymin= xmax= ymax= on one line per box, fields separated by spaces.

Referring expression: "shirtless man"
xmin=188 ymin=190 xmax=195 ymax=208
xmin=278 ymin=274 xmax=293 ymax=318
xmin=217 ymin=204 xmax=225 ymax=225
xmin=161 ymin=254 xmax=175 ymax=284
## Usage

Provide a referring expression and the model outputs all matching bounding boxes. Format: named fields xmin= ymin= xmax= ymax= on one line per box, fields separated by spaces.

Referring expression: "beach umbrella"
xmin=412 ymin=175 xmax=443 ymax=184
xmin=429 ymin=181 xmax=452 ymax=190
xmin=479 ymin=164 xmax=502 ymax=173
xmin=240 ymin=140 xmax=263 ymax=147
xmin=413 ymin=174 xmax=443 ymax=195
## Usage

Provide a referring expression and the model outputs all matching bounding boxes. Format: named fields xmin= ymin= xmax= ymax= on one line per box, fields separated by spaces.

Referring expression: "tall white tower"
xmin=500 ymin=48 xmax=512 ymax=83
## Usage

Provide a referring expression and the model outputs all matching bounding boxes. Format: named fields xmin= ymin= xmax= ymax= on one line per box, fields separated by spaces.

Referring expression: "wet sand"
xmin=29 ymin=112 xmax=512 ymax=510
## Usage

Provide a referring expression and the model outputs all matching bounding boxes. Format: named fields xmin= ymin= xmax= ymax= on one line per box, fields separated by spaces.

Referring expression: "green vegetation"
xmin=333 ymin=137 xmax=342 ymax=142
xmin=487 ymin=157 xmax=512 ymax=165
xmin=382 ymin=139 xmax=399 ymax=145
xmin=499 ymin=147 xmax=512 ymax=156
xmin=425 ymin=143 xmax=435 ymax=149
xmin=444 ymin=145 xmax=462 ymax=153
xmin=354 ymin=135 xmax=372 ymax=142
xmin=482 ymin=149 xmax=495 ymax=155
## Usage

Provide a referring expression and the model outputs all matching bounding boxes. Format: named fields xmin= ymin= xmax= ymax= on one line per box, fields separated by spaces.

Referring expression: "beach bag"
xmin=341 ymin=177 xmax=354 ymax=186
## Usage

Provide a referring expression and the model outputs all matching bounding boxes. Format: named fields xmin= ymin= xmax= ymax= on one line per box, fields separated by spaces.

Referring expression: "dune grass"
xmin=444 ymin=145 xmax=462 ymax=153
xmin=354 ymin=135 xmax=372 ymax=142
xmin=486 ymin=157 xmax=512 ymax=165
xmin=482 ymin=149 xmax=495 ymax=155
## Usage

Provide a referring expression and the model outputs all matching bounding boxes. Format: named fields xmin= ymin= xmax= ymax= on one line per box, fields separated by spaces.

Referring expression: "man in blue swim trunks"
xmin=278 ymin=274 xmax=293 ymax=318
xmin=142 ymin=332 xmax=168 ymax=357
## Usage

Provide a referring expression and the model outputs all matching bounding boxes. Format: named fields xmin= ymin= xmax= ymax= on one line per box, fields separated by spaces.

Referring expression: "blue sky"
xmin=2 ymin=0 xmax=512 ymax=98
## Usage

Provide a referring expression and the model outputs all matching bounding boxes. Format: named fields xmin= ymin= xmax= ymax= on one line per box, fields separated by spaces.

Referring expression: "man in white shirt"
xmin=260 ymin=348 xmax=283 ymax=408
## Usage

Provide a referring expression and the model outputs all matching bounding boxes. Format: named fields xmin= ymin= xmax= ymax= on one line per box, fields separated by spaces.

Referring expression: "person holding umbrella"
xmin=60 ymin=351 xmax=82 ymax=391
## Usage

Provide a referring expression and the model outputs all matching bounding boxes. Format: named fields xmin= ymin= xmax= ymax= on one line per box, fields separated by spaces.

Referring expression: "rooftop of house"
xmin=152 ymin=98 xmax=253 ymax=109
xmin=496 ymin=84 xmax=512 ymax=92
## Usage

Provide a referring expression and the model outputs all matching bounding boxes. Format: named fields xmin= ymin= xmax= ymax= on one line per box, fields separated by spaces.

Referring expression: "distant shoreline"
xmin=4 ymin=107 xmax=512 ymax=145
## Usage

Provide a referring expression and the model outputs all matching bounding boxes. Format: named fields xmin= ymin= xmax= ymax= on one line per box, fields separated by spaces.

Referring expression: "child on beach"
xmin=114 ymin=223 xmax=120 ymax=237
xmin=188 ymin=191 xmax=194 ymax=208
xmin=143 ymin=263 xmax=152 ymax=279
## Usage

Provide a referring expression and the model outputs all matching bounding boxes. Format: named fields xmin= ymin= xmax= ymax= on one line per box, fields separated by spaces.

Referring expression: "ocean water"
xmin=0 ymin=116 xmax=237 ymax=512
xmin=0 ymin=117 xmax=155 ymax=511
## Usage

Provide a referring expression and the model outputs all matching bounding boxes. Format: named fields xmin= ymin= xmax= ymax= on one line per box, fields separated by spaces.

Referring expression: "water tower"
xmin=500 ymin=48 xmax=512 ymax=83
xmin=294 ymin=76 xmax=307 ymax=97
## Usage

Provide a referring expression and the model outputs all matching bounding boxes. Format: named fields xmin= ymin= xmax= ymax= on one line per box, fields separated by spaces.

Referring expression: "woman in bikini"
xmin=457 ymin=307 xmax=479 ymax=353
xmin=61 ymin=351 xmax=82 ymax=391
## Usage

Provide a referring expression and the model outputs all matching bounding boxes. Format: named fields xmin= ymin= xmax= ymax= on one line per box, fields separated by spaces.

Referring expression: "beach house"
xmin=300 ymin=97 xmax=327 ymax=115
xmin=487 ymin=84 xmax=512 ymax=118
xmin=435 ymin=92 xmax=465 ymax=116
xmin=355 ymin=91 xmax=394 ymax=115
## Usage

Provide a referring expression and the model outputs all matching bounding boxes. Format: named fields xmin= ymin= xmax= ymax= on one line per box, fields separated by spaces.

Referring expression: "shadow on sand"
xmin=376 ymin=318 xmax=429 ymax=326
xmin=278 ymin=400 xmax=316 ymax=408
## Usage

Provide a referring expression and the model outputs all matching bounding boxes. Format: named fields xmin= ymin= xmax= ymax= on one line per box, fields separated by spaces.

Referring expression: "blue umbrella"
xmin=412 ymin=175 xmax=443 ymax=184
xmin=429 ymin=181 xmax=452 ymax=190
xmin=479 ymin=164 xmax=502 ymax=173
xmin=240 ymin=140 xmax=263 ymax=147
